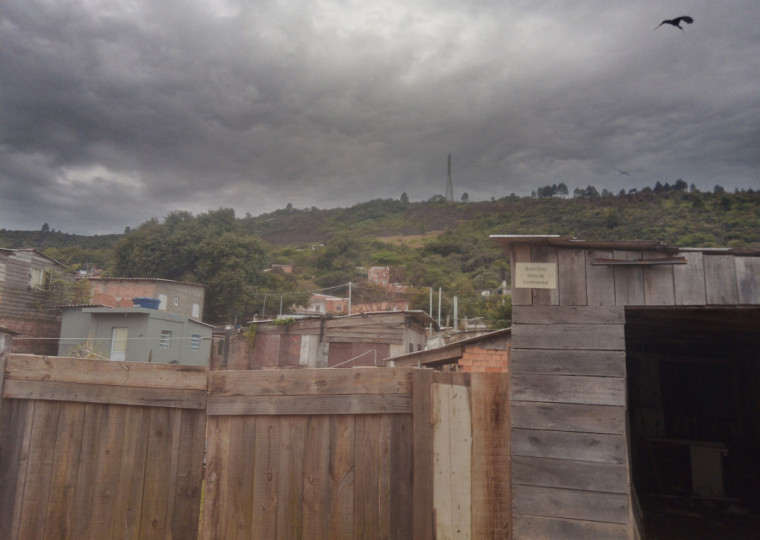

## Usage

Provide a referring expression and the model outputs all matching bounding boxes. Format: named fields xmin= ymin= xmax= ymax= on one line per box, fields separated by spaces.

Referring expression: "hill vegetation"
xmin=2 ymin=184 xmax=758 ymax=325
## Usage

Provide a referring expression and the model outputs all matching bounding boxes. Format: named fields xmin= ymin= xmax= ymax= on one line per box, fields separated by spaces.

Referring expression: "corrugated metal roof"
xmin=86 ymin=276 xmax=205 ymax=287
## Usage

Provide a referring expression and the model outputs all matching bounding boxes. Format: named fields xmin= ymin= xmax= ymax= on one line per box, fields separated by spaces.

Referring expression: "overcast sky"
xmin=1 ymin=0 xmax=758 ymax=234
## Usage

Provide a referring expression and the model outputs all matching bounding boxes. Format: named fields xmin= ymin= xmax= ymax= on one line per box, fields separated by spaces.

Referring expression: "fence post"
xmin=413 ymin=369 xmax=434 ymax=539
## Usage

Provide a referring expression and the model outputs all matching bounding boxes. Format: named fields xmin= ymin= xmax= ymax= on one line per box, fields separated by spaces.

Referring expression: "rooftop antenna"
xmin=445 ymin=153 xmax=454 ymax=202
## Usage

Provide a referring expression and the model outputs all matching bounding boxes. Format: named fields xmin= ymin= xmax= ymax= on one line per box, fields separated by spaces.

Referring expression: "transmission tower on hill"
xmin=445 ymin=153 xmax=454 ymax=202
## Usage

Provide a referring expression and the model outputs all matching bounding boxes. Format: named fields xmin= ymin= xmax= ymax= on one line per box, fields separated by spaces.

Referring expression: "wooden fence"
xmin=0 ymin=354 xmax=510 ymax=539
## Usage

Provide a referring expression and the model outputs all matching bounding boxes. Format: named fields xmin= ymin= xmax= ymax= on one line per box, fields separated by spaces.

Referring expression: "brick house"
xmin=0 ymin=248 xmax=76 ymax=354
xmin=87 ymin=277 xmax=205 ymax=320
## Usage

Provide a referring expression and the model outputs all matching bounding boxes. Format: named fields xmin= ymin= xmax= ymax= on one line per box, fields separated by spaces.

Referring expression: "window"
xmin=173 ymin=297 xmax=179 ymax=306
xmin=190 ymin=334 xmax=201 ymax=351
xmin=160 ymin=330 xmax=172 ymax=349
xmin=192 ymin=303 xmax=201 ymax=318
xmin=110 ymin=328 xmax=128 ymax=361
xmin=30 ymin=268 xmax=52 ymax=290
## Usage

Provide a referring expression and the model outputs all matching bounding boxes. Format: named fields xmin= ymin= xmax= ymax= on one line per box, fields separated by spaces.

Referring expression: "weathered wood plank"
xmin=17 ymin=400 xmax=60 ymax=540
xmin=531 ymin=245 xmax=560 ymax=306
xmin=558 ymin=248 xmax=587 ymax=306
xmin=3 ymin=379 xmax=207 ymax=409
xmin=276 ymin=416 xmax=307 ymax=540
xmin=613 ymin=250 xmax=645 ymax=305
xmin=471 ymin=373 xmax=511 ymax=540
xmin=207 ymin=393 xmax=412 ymax=416
xmin=326 ymin=415 xmax=355 ymax=539
xmin=413 ymin=369 xmax=435 ymax=539
xmin=735 ymin=256 xmax=760 ymax=304
xmin=643 ymin=252 xmax=676 ymax=306
xmin=201 ymin=415 xmax=227 ymax=540
xmin=390 ymin=413 xmax=414 ymax=540
xmin=7 ymin=355 xmax=208 ymax=390
xmin=110 ymin=406 xmax=150 ymax=540
xmin=513 ymin=514 xmax=629 ymax=540
xmin=704 ymin=254 xmax=739 ymax=304
xmin=513 ymin=305 xmax=624 ymax=325
xmin=586 ymin=250 xmax=616 ymax=306
xmin=673 ymin=251 xmax=707 ymax=305
xmin=511 ymin=401 xmax=626 ymax=435
xmin=139 ymin=407 xmax=178 ymax=540
xmin=353 ymin=415 xmax=382 ymax=539
xmin=251 ymin=417 xmax=280 ymax=540
xmin=169 ymin=408 xmax=206 ymax=540
xmin=511 ymin=349 xmax=626 ymax=377
xmin=43 ymin=402 xmax=86 ymax=540
xmin=512 ymin=428 xmax=627 ymax=464
xmin=512 ymin=374 xmax=625 ymax=406
xmin=513 ymin=484 xmax=629 ymax=524
xmin=377 ymin=415 xmax=393 ymax=540
xmin=71 ymin=403 xmax=104 ymax=540
xmin=207 ymin=367 xmax=413 ymax=397
xmin=226 ymin=416 xmax=256 ymax=539
xmin=513 ymin=455 xmax=628 ymax=493
xmin=511 ymin=244 xmax=533 ymax=306
xmin=512 ymin=323 xmax=625 ymax=350
xmin=302 ymin=415 xmax=331 ymax=540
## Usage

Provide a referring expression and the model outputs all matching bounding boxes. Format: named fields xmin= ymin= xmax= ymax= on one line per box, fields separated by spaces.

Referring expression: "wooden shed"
xmin=493 ymin=235 xmax=760 ymax=539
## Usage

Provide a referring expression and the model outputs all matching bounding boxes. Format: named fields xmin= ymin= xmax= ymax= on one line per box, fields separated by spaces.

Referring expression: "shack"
xmin=493 ymin=235 xmax=760 ymax=539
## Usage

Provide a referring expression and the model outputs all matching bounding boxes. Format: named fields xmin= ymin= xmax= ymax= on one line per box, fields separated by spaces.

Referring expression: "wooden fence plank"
xmin=378 ymin=415 xmax=393 ymax=540
xmin=413 ymin=369 xmax=435 ymax=540
xmin=207 ymin=393 xmax=412 ymax=416
xmin=169 ymin=408 xmax=206 ymax=540
xmin=7 ymin=355 xmax=208 ymax=390
xmin=513 ymin=305 xmax=624 ymax=325
xmin=390 ymin=413 xmax=414 ymax=540
xmin=586 ymin=250 xmax=616 ymax=306
xmin=613 ymin=250 xmax=645 ymax=305
xmin=353 ymin=415 xmax=382 ymax=539
xmin=0 ymin=399 xmax=29 ymax=540
xmin=251 ymin=418 xmax=280 ymax=539
xmin=558 ymin=248 xmax=588 ymax=306
xmin=276 ymin=416 xmax=307 ymax=540
xmin=207 ymin=367 xmax=413 ymax=397
xmin=513 ymin=455 xmax=628 ymax=493
xmin=71 ymin=403 xmax=103 ymax=540
xmin=43 ymin=402 xmax=86 ymax=540
xmin=511 ymin=349 xmax=626 ymax=377
xmin=512 ymin=428 xmax=627 ymax=464
xmin=674 ymin=251 xmax=707 ymax=305
xmin=511 ymin=374 xmax=626 ymax=406
xmin=225 ymin=416 xmax=256 ymax=539
xmin=471 ymin=373 xmax=511 ymax=540
xmin=704 ymin=254 xmax=739 ymax=304
xmin=513 ymin=514 xmax=629 ymax=540
xmin=302 ymin=416 xmax=331 ymax=540
xmin=736 ymin=256 xmax=760 ymax=304
xmin=201 ymin=415 xmax=229 ymax=540
xmin=511 ymin=402 xmax=626 ymax=435
xmin=3 ymin=379 xmax=206 ymax=409
xmin=513 ymin=484 xmax=629 ymax=524
xmin=17 ymin=400 xmax=60 ymax=540
xmin=326 ymin=415 xmax=355 ymax=539
xmin=643 ymin=253 xmax=676 ymax=306
xmin=139 ymin=407 xmax=178 ymax=540
xmin=512 ymin=323 xmax=625 ymax=350
xmin=110 ymin=406 xmax=150 ymax=540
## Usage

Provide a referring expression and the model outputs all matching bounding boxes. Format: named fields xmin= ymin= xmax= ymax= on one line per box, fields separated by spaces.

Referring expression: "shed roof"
xmin=389 ymin=327 xmax=511 ymax=367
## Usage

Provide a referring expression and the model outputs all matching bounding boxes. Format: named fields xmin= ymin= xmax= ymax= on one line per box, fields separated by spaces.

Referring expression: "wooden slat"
xmin=226 ymin=416 xmax=256 ymax=539
xmin=531 ymin=245 xmax=559 ymax=306
xmin=735 ymin=256 xmax=760 ymax=304
xmin=169 ymin=408 xmax=206 ymax=539
xmin=586 ymin=250 xmax=616 ymax=306
xmin=301 ymin=415 xmax=331 ymax=539
xmin=613 ymin=250 xmax=645 ymax=305
xmin=511 ymin=402 xmax=626 ymax=435
xmin=207 ymin=393 xmax=412 ymax=416
xmin=412 ymin=369 xmax=435 ymax=539
xmin=71 ymin=403 xmax=104 ymax=540
xmin=390 ymin=414 xmax=414 ymax=540
xmin=643 ymin=253 xmax=676 ymax=306
xmin=139 ymin=407 xmax=179 ymax=539
xmin=513 ymin=484 xmax=629 ymax=524
xmin=511 ymin=244 xmax=533 ymax=306
xmin=704 ymin=254 xmax=739 ymax=304
xmin=513 ymin=305 xmax=624 ymax=324
xmin=276 ymin=416 xmax=307 ymax=539
xmin=674 ymin=251 xmax=707 ymax=305
xmin=511 ymin=349 xmax=626 ymax=377
xmin=471 ymin=373 xmax=511 ymax=540
xmin=558 ymin=248 xmax=587 ymax=306
xmin=251 ymin=417 xmax=280 ymax=539
xmin=512 ymin=323 xmax=625 ymax=350
xmin=513 ymin=455 xmax=628 ymax=493
xmin=326 ymin=415 xmax=355 ymax=539
xmin=3 ymin=379 xmax=207 ymax=409
xmin=353 ymin=415 xmax=382 ymax=538
xmin=512 ymin=428 xmax=627 ymax=464
xmin=7 ymin=355 xmax=208 ymax=390
xmin=511 ymin=374 xmax=625 ymax=406
xmin=513 ymin=514 xmax=629 ymax=540
xmin=207 ymin=367 xmax=413 ymax=397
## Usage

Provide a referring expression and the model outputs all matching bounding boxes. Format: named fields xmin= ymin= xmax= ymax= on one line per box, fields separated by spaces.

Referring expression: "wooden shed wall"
xmin=508 ymin=244 xmax=760 ymax=539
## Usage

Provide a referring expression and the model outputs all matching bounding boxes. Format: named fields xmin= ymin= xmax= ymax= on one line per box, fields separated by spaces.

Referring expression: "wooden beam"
xmin=206 ymin=393 xmax=412 ymax=416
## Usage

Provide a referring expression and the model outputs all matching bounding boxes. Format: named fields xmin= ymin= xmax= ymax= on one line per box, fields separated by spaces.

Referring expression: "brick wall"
xmin=458 ymin=345 xmax=509 ymax=373
xmin=1 ymin=317 xmax=61 ymax=355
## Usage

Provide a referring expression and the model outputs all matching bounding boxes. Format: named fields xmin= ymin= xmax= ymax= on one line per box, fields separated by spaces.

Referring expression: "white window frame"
xmin=160 ymin=330 xmax=172 ymax=349
xmin=190 ymin=334 xmax=201 ymax=351
xmin=30 ymin=268 xmax=52 ymax=290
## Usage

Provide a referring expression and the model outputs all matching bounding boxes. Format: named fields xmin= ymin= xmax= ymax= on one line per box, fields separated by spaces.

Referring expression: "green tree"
xmin=400 ymin=192 xmax=409 ymax=203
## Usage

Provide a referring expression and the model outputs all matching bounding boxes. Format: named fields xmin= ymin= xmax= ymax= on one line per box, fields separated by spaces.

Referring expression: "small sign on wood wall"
xmin=515 ymin=262 xmax=558 ymax=289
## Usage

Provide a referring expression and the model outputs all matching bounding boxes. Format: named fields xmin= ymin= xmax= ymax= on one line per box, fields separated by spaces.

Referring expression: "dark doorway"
xmin=625 ymin=307 xmax=760 ymax=539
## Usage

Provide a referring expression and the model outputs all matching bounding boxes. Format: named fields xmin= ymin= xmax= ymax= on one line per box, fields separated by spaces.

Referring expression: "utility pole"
xmin=348 ymin=281 xmax=352 ymax=315
xmin=445 ymin=153 xmax=454 ymax=202
xmin=437 ymin=287 xmax=442 ymax=327
xmin=453 ymin=296 xmax=458 ymax=332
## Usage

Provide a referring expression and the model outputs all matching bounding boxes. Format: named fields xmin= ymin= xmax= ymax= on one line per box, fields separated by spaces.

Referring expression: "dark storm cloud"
xmin=1 ymin=0 xmax=758 ymax=233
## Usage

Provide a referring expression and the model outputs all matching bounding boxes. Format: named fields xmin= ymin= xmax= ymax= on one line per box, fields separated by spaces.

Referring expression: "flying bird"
xmin=655 ymin=16 xmax=694 ymax=31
